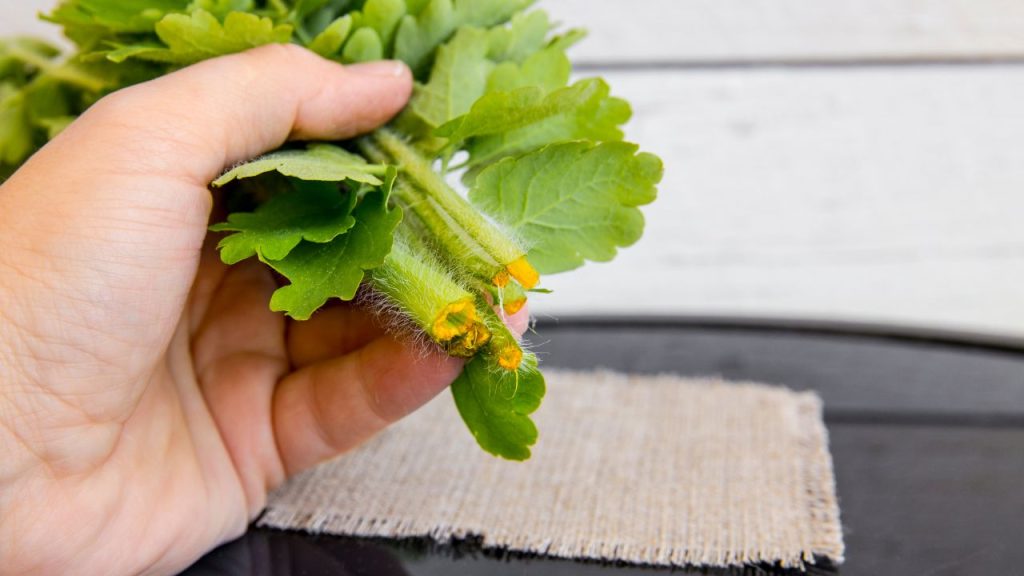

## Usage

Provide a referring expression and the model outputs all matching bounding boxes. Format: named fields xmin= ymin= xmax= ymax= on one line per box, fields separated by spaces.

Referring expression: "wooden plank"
xmin=533 ymin=66 xmax=1024 ymax=338
xmin=7 ymin=1 xmax=1024 ymax=63
xmin=545 ymin=0 xmax=1024 ymax=64
xmin=534 ymin=324 xmax=1024 ymax=417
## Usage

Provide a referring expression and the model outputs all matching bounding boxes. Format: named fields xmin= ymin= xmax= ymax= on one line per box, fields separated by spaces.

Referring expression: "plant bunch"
xmin=0 ymin=0 xmax=662 ymax=460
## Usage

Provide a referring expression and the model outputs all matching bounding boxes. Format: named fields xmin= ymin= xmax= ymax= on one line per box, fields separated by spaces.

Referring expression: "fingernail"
xmin=347 ymin=60 xmax=408 ymax=78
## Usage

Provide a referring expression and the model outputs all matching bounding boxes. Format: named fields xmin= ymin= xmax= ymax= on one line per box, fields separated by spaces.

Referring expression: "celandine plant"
xmin=0 ymin=0 xmax=663 ymax=460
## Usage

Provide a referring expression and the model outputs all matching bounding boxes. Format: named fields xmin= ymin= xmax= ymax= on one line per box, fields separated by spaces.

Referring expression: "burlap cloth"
xmin=260 ymin=370 xmax=844 ymax=570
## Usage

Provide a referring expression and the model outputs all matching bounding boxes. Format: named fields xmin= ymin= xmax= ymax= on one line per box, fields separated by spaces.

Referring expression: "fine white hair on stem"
xmin=356 ymin=285 xmax=438 ymax=360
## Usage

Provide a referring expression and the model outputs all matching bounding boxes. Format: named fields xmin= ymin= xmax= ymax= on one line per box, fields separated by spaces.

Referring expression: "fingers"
xmin=272 ymin=336 xmax=463 ymax=477
xmin=0 ymin=46 xmax=413 ymax=380
xmin=48 ymin=45 xmax=413 ymax=186
xmin=286 ymin=303 xmax=387 ymax=369
xmin=191 ymin=260 xmax=287 ymax=380
xmin=506 ymin=304 xmax=531 ymax=338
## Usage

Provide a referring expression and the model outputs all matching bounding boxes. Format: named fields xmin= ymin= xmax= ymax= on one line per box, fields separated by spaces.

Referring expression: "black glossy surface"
xmin=184 ymin=530 xmax=833 ymax=576
xmin=182 ymin=319 xmax=1024 ymax=576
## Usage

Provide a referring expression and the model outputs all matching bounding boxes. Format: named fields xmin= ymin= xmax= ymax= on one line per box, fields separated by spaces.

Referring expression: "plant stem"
xmin=360 ymin=134 xmax=506 ymax=282
xmin=475 ymin=295 xmax=525 ymax=372
xmin=6 ymin=45 xmax=106 ymax=93
xmin=393 ymin=181 xmax=499 ymax=279
xmin=371 ymin=128 xmax=530 ymax=278
xmin=372 ymin=238 xmax=491 ymax=357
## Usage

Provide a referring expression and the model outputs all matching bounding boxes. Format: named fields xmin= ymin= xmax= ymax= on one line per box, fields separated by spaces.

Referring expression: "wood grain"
xmin=534 ymin=67 xmax=1024 ymax=337
xmin=7 ymin=0 xmax=1024 ymax=63
xmin=545 ymin=0 xmax=1024 ymax=64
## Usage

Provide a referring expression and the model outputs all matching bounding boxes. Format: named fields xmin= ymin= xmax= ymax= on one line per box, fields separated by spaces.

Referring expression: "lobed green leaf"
xmin=406 ymin=26 xmax=493 ymax=134
xmin=306 ymin=15 xmax=353 ymax=57
xmin=210 ymin=181 xmax=358 ymax=264
xmin=439 ymin=78 xmax=631 ymax=173
xmin=399 ymin=11 xmax=564 ymax=146
xmin=393 ymin=0 xmax=534 ymax=76
xmin=47 ymin=0 xmax=190 ymax=35
xmin=450 ymin=353 xmax=545 ymax=460
xmin=265 ymin=188 xmax=403 ymax=320
xmin=107 ymin=10 xmax=293 ymax=65
xmin=213 ymin=144 xmax=385 ymax=187
xmin=470 ymin=141 xmax=662 ymax=274
xmin=485 ymin=9 xmax=549 ymax=63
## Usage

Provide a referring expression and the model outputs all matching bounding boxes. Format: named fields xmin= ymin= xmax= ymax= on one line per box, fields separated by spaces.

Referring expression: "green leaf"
xmin=403 ymin=0 xmax=431 ymax=15
xmin=437 ymin=78 xmax=589 ymax=142
xmin=47 ymin=0 xmax=190 ymax=34
xmin=213 ymin=144 xmax=385 ymax=187
xmin=442 ymin=78 xmax=631 ymax=172
xmin=341 ymin=26 xmax=383 ymax=63
xmin=35 ymin=116 xmax=76 ymax=139
xmin=0 ymin=87 xmax=35 ymax=166
xmin=451 ymin=353 xmax=545 ymax=461
xmin=359 ymin=0 xmax=406 ymax=51
xmin=486 ymin=10 xmax=549 ymax=63
xmin=24 ymin=78 xmax=73 ymax=123
xmin=187 ymin=0 xmax=256 ymax=18
xmin=546 ymin=27 xmax=587 ymax=54
xmin=306 ymin=15 xmax=353 ymax=57
xmin=210 ymin=182 xmax=358 ymax=264
xmin=486 ymin=45 xmax=569 ymax=94
xmin=406 ymin=26 xmax=493 ymax=132
xmin=108 ymin=10 xmax=293 ymax=65
xmin=289 ymin=0 xmax=334 ymax=22
xmin=393 ymin=0 xmax=535 ymax=76
xmin=266 ymin=189 xmax=403 ymax=320
xmin=438 ymin=76 xmax=622 ymax=145
xmin=470 ymin=141 xmax=661 ymax=274
xmin=398 ymin=14 xmax=563 ymax=145
xmin=22 ymin=78 xmax=76 ymax=140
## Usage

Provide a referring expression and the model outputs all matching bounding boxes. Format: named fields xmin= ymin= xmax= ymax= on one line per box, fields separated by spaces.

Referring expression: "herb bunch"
xmin=0 ymin=0 xmax=662 ymax=460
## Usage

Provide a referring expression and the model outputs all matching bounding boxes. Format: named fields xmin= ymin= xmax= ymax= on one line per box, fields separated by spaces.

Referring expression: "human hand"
xmin=0 ymin=45 xmax=526 ymax=576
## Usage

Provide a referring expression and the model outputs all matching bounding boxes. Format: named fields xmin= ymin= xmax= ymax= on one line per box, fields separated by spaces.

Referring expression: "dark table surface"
xmin=182 ymin=317 xmax=1024 ymax=576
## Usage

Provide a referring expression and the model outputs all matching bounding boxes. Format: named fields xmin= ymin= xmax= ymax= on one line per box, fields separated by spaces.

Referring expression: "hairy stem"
xmin=371 ymin=238 xmax=491 ymax=357
xmin=361 ymin=134 xmax=504 ymax=282
xmin=370 ymin=128 xmax=539 ymax=287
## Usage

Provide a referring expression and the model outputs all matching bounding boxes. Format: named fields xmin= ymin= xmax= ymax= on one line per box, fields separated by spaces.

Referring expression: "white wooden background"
xmin=4 ymin=1 xmax=1024 ymax=337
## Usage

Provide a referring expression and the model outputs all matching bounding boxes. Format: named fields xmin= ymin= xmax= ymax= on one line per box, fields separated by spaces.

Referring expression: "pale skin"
xmin=0 ymin=45 xmax=528 ymax=576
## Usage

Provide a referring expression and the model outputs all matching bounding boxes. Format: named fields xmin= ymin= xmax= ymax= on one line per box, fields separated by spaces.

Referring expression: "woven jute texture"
xmin=260 ymin=370 xmax=844 ymax=569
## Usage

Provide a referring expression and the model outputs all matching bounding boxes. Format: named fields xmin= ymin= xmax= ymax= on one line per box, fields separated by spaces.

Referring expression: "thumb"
xmin=0 ymin=44 xmax=411 ymax=372
xmin=35 ymin=43 xmax=413 ymax=186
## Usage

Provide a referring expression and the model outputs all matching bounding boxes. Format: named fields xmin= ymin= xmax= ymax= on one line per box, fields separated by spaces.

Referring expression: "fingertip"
xmin=357 ymin=337 xmax=464 ymax=421
xmin=292 ymin=57 xmax=413 ymax=141
xmin=272 ymin=334 xmax=463 ymax=476
xmin=500 ymin=304 xmax=531 ymax=339
xmin=346 ymin=60 xmax=414 ymax=116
